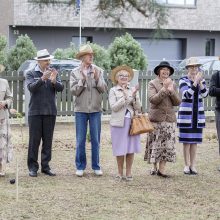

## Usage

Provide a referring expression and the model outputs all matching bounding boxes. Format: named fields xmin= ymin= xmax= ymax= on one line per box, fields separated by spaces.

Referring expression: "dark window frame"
xmin=205 ymin=39 xmax=215 ymax=56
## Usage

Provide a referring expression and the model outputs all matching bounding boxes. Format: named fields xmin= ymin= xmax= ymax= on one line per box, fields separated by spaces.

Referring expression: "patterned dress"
xmin=0 ymin=116 xmax=13 ymax=164
xmin=144 ymin=122 xmax=176 ymax=163
xmin=0 ymin=78 xmax=13 ymax=168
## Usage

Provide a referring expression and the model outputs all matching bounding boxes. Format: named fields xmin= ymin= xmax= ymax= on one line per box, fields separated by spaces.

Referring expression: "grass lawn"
xmin=0 ymin=122 xmax=220 ymax=220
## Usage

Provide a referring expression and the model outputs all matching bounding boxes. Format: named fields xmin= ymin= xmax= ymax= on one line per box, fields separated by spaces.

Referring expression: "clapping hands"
xmin=163 ymin=78 xmax=174 ymax=93
xmin=49 ymin=68 xmax=58 ymax=84
xmin=195 ymin=72 xmax=203 ymax=84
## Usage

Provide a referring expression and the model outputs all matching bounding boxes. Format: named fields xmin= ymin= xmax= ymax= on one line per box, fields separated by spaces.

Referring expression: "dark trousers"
xmin=27 ymin=115 xmax=56 ymax=172
xmin=215 ymin=110 xmax=220 ymax=155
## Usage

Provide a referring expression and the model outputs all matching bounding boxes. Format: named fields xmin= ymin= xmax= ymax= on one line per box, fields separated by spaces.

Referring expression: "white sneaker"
xmin=94 ymin=170 xmax=103 ymax=176
xmin=183 ymin=166 xmax=190 ymax=175
xmin=76 ymin=170 xmax=84 ymax=177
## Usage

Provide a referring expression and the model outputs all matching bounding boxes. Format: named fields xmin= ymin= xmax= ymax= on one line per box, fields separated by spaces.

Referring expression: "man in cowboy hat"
xmin=70 ymin=44 xmax=107 ymax=177
xmin=209 ymin=60 xmax=220 ymax=172
xmin=25 ymin=49 xmax=64 ymax=177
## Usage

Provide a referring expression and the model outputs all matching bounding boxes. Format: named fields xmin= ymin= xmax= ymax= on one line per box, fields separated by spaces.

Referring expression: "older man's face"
xmin=38 ymin=59 xmax=51 ymax=71
xmin=82 ymin=53 xmax=93 ymax=65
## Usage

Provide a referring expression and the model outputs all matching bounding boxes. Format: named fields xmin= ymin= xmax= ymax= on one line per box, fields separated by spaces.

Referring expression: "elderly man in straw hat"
xmin=0 ymin=64 xmax=13 ymax=177
xmin=70 ymin=44 xmax=107 ymax=177
xmin=25 ymin=49 xmax=64 ymax=177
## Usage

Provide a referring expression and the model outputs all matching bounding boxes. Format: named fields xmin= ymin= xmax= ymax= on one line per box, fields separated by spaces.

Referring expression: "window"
xmin=72 ymin=36 xmax=93 ymax=47
xmin=205 ymin=39 xmax=215 ymax=56
xmin=156 ymin=0 xmax=196 ymax=7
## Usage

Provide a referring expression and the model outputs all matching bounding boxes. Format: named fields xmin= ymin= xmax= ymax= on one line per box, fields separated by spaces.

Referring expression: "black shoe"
xmin=189 ymin=167 xmax=198 ymax=175
xmin=218 ymin=167 xmax=220 ymax=172
xmin=157 ymin=170 xmax=170 ymax=178
xmin=29 ymin=170 xmax=37 ymax=177
xmin=41 ymin=170 xmax=56 ymax=176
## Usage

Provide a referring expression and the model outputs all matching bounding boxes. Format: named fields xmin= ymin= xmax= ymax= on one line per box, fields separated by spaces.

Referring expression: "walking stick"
xmin=16 ymin=157 xmax=18 ymax=202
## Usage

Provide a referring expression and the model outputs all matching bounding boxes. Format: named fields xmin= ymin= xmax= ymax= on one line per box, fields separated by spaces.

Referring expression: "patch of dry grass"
xmin=0 ymin=122 xmax=220 ymax=220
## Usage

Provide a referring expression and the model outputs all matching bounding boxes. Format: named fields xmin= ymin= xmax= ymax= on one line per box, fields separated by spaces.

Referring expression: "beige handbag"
xmin=129 ymin=113 xmax=154 ymax=135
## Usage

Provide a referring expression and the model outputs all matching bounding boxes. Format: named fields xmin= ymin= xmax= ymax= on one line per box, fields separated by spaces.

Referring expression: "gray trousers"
xmin=215 ymin=110 xmax=220 ymax=155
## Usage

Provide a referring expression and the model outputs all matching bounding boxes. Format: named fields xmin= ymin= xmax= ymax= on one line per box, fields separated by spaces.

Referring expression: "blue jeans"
xmin=75 ymin=112 xmax=101 ymax=170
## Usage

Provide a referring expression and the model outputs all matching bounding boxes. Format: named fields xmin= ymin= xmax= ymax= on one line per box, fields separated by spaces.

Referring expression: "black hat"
xmin=154 ymin=61 xmax=174 ymax=75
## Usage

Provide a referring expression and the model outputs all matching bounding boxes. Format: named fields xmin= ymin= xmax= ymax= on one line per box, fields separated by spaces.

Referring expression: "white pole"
xmin=79 ymin=0 xmax=82 ymax=47
xmin=16 ymin=157 xmax=18 ymax=202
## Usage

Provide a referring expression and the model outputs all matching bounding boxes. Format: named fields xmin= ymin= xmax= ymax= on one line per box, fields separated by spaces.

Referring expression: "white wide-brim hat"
xmin=34 ymin=49 xmax=54 ymax=60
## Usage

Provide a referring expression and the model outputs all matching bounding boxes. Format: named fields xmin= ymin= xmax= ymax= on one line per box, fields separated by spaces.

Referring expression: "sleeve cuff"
xmin=201 ymin=88 xmax=206 ymax=93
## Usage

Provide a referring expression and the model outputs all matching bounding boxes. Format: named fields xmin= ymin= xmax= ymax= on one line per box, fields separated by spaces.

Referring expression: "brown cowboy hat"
xmin=76 ymin=44 xmax=94 ymax=59
xmin=110 ymin=65 xmax=134 ymax=84
xmin=154 ymin=61 xmax=174 ymax=75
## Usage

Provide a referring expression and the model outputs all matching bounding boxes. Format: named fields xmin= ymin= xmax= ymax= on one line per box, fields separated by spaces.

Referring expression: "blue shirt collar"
xmin=35 ymin=64 xmax=44 ymax=73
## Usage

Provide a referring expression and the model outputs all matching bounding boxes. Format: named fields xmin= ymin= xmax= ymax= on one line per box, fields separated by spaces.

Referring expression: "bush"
xmin=7 ymin=34 xmax=37 ymax=71
xmin=53 ymin=43 xmax=77 ymax=59
xmin=0 ymin=35 xmax=7 ymax=68
xmin=89 ymin=43 xmax=110 ymax=71
xmin=108 ymin=33 xmax=147 ymax=70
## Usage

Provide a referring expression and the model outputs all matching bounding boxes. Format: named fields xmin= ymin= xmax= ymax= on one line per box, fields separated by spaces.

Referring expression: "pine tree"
xmin=108 ymin=33 xmax=147 ymax=70
xmin=7 ymin=34 xmax=37 ymax=70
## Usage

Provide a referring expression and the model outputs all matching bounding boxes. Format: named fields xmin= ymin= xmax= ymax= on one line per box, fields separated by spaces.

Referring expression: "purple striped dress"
xmin=178 ymin=76 xmax=208 ymax=144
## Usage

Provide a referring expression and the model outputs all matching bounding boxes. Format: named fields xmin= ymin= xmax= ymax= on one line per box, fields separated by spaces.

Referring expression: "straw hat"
xmin=76 ymin=44 xmax=94 ymax=59
xmin=0 ymin=64 xmax=5 ymax=73
xmin=34 ymin=49 xmax=54 ymax=61
xmin=154 ymin=61 xmax=174 ymax=75
xmin=110 ymin=65 xmax=134 ymax=84
xmin=185 ymin=57 xmax=202 ymax=68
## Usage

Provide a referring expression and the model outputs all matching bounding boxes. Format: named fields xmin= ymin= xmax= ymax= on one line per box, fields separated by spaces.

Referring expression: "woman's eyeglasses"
xmin=118 ymin=75 xmax=129 ymax=78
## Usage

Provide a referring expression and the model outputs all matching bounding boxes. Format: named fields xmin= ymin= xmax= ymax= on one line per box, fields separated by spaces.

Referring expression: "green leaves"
xmin=7 ymin=34 xmax=37 ymax=71
xmin=89 ymin=43 xmax=110 ymax=71
xmin=108 ymin=33 xmax=147 ymax=70
xmin=53 ymin=43 xmax=77 ymax=59
xmin=0 ymin=35 xmax=7 ymax=67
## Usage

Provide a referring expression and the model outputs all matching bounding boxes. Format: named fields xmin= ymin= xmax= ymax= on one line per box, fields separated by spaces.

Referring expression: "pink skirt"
xmin=110 ymin=117 xmax=141 ymax=156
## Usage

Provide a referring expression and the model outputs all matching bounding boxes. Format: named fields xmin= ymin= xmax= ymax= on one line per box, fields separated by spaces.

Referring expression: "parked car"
xmin=18 ymin=59 xmax=81 ymax=75
xmin=176 ymin=56 xmax=220 ymax=75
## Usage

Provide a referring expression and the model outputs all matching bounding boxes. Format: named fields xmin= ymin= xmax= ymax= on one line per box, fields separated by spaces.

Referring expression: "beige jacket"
xmin=109 ymin=85 xmax=141 ymax=127
xmin=70 ymin=64 xmax=107 ymax=113
xmin=148 ymin=77 xmax=181 ymax=123
xmin=0 ymin=78 xmax=13 ymax=120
